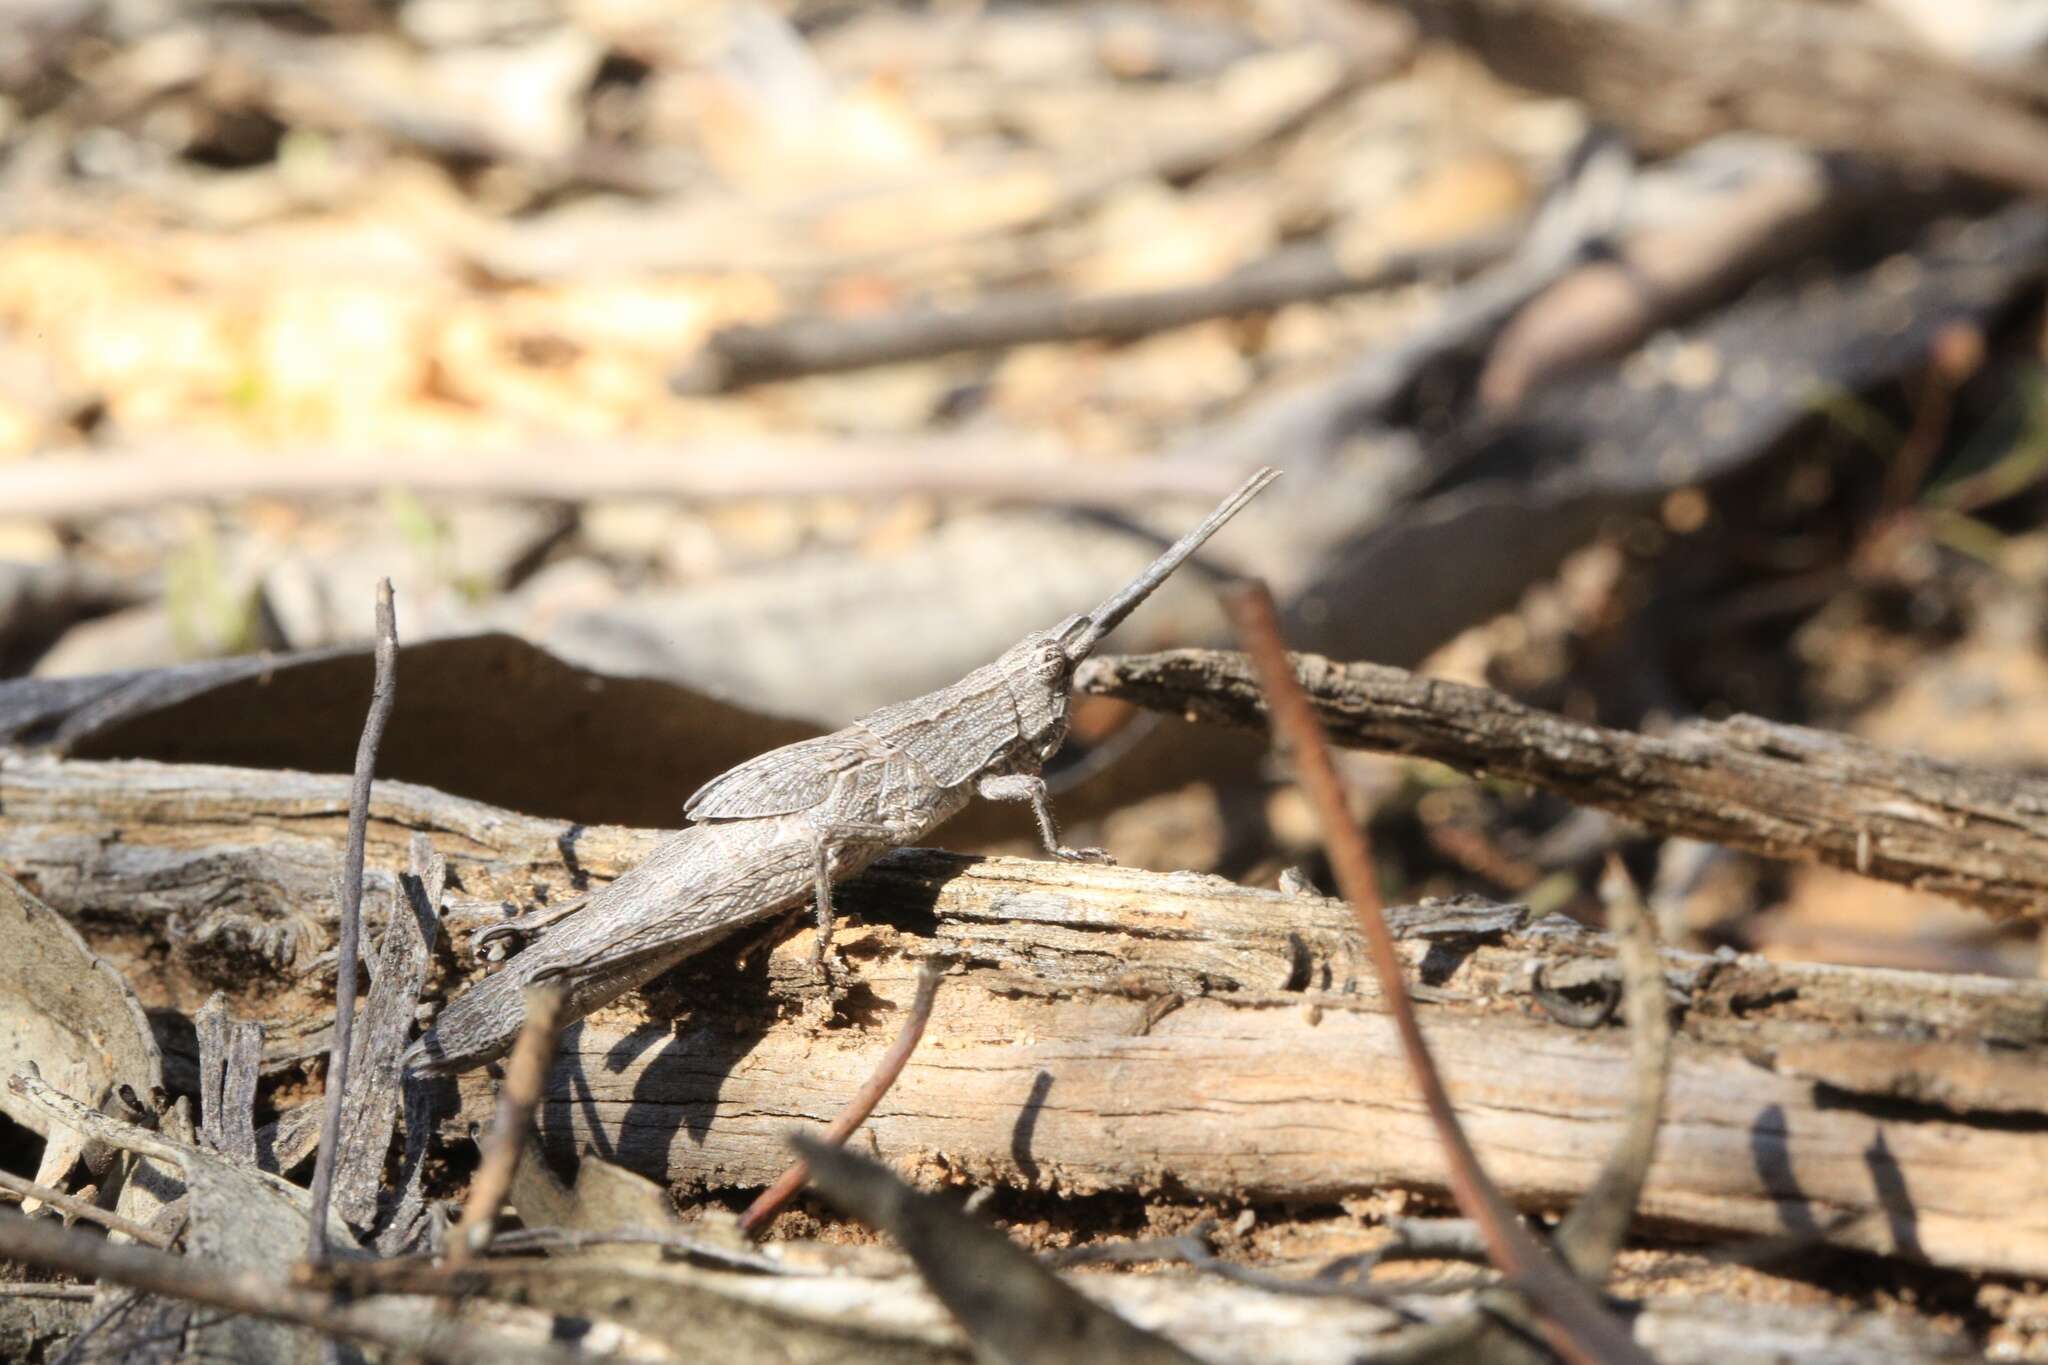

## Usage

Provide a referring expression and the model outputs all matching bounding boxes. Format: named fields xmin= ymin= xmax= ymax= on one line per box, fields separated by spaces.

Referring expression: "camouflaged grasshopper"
xmin=408 ymin=467 xmax=1279 ymax=1072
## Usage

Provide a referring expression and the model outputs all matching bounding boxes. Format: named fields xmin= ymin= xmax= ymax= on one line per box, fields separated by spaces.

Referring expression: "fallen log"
xmin=1 ymin=754 xmax=2042 ymax=1275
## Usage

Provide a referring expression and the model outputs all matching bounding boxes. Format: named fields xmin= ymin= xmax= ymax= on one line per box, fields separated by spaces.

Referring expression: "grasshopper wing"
xmin=684 ymin=728 xmax=892 ymax=821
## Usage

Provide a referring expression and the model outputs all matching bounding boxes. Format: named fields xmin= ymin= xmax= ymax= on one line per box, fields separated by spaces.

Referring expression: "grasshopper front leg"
xmin=976 ymin=773 xmax=1114 ymax=864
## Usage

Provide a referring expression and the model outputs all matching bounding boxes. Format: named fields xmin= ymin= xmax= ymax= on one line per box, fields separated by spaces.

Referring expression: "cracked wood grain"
xmin=3 ymin=754 xmax=2045 ymax=1276
xmin=1076 ymin=649 xmax=2048 ymax=919
xmin=333 ymin=833 xmax=443 ymax=1232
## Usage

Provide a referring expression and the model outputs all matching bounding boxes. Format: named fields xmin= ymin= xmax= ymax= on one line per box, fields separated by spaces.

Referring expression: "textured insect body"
xmin=863 ymin=634 xmax=1072 ymax=781
xmin=408 ymin=468 xmax=1279 ymax=1073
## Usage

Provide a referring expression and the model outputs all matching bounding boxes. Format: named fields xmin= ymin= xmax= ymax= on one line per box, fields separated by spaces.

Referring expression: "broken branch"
xmin=0 ymin=1209 xmax=584 ymax=1364
xmin=1077 ymin=648 xmax=2048 ymax=918
xmin=678 ymin=229 xmax=1514 ymax=392
xmin=448 ymin=984 xmax=565 ymax=1265
xmin=0 ymin=1170 xmax=171 ymax=1248
xmin=1552 ymin=858 xmax=1672 ymax=1279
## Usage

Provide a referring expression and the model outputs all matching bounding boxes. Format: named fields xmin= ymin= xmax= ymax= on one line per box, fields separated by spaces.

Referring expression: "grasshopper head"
xmin=997 ymin=628 xmax=1077 ymax=761
xmin=1000 ymin=467 xmax=1279 ymax=766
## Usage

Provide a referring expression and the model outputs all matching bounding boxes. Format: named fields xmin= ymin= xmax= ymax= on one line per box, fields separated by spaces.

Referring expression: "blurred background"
xmin=2 ymin=0 xmax=2046 ymax=979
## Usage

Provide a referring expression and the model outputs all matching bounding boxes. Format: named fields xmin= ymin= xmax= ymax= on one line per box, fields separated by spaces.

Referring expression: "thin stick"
xmin=680 ymin=229 xmax=1514 ymax=391
xmin=0 ymin=1171 xmax=171 ymax=1248
xmin=0 ymin=1280 xmax=97 ymax=1300
xmin=0 ymin=1209 xmax=585 ymax=1364
xmin=302 ymin=1227 xmax=784 ymax=1294
xmin=305 ymin=578 xmax=398 ymax=1263
xmin=447 ymin=984 xmax=565 ymax=1265
xmin=0 ymin=442 xmax=1245 ymax=522
xmin=1223 ymin=581 xmax=1649 ymax=1365
xmin=1554 ymin=857 xmax=1673 ymax=1278
xmin=739 ymin=957 xmax=950 ymax=1237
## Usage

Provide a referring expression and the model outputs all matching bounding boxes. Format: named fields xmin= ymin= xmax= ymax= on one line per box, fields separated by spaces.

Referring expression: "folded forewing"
xmin=682 ymin=729 xmax=886 ymax=821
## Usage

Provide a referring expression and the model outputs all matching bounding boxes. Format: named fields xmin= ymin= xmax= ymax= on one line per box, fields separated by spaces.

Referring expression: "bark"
xmin=1077 ymin=649 xmax=2048 ymax=919
xmin=2 ymin=754 xmax=2044 ymax=1277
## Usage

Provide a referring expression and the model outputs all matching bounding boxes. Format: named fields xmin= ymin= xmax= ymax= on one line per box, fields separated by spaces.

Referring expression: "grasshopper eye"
xmin=1036 ymin=643 xmax=1066 ymax=682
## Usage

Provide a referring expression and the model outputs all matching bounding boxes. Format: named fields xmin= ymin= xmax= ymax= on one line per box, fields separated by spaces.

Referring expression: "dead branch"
xmin=0 ymin=1209 xmax=590 ymax=1365
xmin=1553 ymin=860 xmax=1671 ymax=1279
xmin=1076 ymin=648 xmax=2048 ymax=918
xmin=0 ymin=1281 xmax=95 ymax=1300
xmin=449 ymin=984 xmax=564 ymax=1265
xmin=306 ymin=577 xmax=398 ymax=1264
xmin=6 ymin=755 xmax=2045 ymax=1274
xmin=678 ymin=228 xmax=1515 ymax=392
xmin=1227 ymin=582 xmax=1644 ymax=1365
xmin=0 ymin=439 xmax=1245 ymax=523
xmin=0 ymin=1171 xmax=170 ymax=1248
xmin=740 ymin=955 xmax=950 ymax=1236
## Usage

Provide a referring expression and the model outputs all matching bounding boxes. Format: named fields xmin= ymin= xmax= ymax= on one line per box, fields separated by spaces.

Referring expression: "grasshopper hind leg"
xmin=467 ymin=893 xmax=590 ymax=964
xmin=806 ymin=820 xmax=906 ymax=982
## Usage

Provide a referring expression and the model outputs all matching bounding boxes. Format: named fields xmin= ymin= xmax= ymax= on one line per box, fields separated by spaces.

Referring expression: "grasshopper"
xmin=408 ymin=468 xmax=1279 ymax=1072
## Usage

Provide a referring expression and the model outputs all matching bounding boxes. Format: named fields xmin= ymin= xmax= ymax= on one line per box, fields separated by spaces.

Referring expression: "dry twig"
xmin=0 ymin=1280 xmax=96 ymax=1300
xmin=739 ymin=956 xmax=951 ymax=1237
xmin=0 ymin=1209 xmax=583 ymax=1364
xmin=305 ymin=577 xmax=398 ymax=1263
xmin=448 ymin=984 xmax=565 ymax=1265
xmin=1224 ymin=582 xmax=1647 ymax=1365
xmin=0 ymin=1170 xmax=170 ymax=1248
xmin=679 ymin=229 xmax=1515 ymax=391
xmin=0 ymin=442 xmax=1245 ymax=521
xmin=1553 ymin=858 xmax=1672 ymax=1279
xmin=1078 ymin=648 xmax=2048 ymax=918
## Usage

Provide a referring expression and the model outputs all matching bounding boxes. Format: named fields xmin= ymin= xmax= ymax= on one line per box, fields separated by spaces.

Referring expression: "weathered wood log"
xmin=1078 ymin=649 xmax=2048 ymax=919
xmin=2 ymin=754 xmax=2043 ymax=1276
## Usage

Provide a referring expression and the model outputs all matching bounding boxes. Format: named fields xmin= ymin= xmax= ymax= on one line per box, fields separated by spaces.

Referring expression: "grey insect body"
xmin=408 ymin=468 xmax=1279 ymax=1073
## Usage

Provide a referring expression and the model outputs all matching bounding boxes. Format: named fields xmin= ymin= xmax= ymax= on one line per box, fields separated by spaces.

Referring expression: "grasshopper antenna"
xmin=1060 ymin=466 xmax=1281 ymax=662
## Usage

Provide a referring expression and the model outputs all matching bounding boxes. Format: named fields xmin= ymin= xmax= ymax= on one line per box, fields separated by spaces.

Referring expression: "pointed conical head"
xmin=1063 ymin=466 xmax=1280 ymax=661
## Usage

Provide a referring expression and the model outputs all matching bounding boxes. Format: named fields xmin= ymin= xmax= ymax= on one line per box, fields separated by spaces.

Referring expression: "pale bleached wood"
xmin=2 ymin=755 xmax=2044 ymax=1276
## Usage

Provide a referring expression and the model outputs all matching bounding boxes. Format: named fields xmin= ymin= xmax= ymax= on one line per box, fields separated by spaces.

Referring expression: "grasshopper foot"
xmin=1054 ymin=845 xmax=1115 ymax=865
xmin=810 ymin=930 xmax=847 ymax=992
